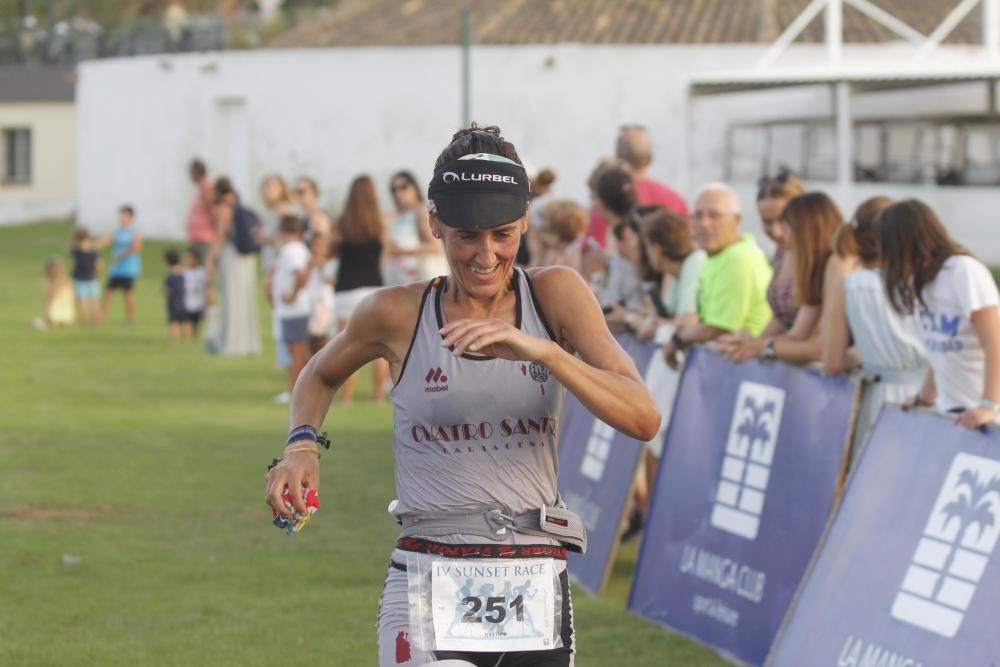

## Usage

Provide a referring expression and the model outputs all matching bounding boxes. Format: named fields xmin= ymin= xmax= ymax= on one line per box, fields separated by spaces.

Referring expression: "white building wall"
xmin=77 ymin=44 xmax=1000 ymax=261
xmin=0 ymin=102 xmax=76 ymax=224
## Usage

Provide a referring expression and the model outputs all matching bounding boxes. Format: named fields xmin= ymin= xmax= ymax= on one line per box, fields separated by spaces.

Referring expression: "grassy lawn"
xmin=0 ymin=220 xmax=726 ymax=666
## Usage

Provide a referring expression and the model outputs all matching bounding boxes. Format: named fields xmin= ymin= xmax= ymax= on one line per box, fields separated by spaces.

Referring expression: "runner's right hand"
xmin=265 ymin=448 xmax=320 ymax=518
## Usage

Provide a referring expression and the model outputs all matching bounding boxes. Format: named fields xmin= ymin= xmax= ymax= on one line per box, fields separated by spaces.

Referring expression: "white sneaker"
xmin=273 ymin=390 xmax=291 ymax=404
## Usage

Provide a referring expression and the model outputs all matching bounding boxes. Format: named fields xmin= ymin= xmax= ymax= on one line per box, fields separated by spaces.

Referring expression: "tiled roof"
xmin=271 ymin=0 xmax=983 ymax=48
xmin=0 ymin=66 xmax=75 ymax=102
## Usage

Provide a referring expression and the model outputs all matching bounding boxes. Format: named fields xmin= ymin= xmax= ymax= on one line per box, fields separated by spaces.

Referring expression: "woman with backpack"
xmin=205 ymin=176 xmax=262 ymax=356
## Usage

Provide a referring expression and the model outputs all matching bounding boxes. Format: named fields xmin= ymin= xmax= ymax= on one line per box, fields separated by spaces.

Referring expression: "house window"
xmin=3 ymin=128 xmax=32 ymax=184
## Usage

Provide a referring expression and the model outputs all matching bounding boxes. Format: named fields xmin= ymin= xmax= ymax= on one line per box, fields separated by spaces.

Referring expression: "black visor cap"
xmin=428 ymin=156 xmax=530 ymax=229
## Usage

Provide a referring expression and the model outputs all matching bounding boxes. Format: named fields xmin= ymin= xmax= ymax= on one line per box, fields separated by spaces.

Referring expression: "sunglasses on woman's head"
xmin=757 ymin=169 xmax=795 ymax=189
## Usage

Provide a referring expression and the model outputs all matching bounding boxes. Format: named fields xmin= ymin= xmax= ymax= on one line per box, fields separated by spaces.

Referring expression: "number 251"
xmin=461 ymin=595 xmax=524 ymax=624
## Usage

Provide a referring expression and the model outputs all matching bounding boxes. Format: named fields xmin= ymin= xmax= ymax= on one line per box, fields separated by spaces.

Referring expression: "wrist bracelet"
xmin=761 ymin=338 xmax=777 ymax=361
xmin=285 ymin=445 xmax=321 ymax=458
xmin=979 ymin=398 xmax=1000 ymax=414
xmin=286 ymin=425 xmax=318 ymax=448
xmin=671 ymin=331 xmax=688 ymax=351
xmin=286 ymin=425 xmax=332 ymax=450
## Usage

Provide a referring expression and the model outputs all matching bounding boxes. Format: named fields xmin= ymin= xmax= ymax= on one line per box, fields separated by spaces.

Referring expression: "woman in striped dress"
xmin=822 ymin=196 xmax=927 ymax=455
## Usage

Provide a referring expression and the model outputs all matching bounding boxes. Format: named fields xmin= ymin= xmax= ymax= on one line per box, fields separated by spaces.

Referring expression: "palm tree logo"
xmin=892 ymin=453 xmax=1000 ymax=638
xmin=711 ymin=382 xmax=786 ymax=540
xmin=932 ymin=469 xmax=1000 ymax=599
xmin=736 ymin=397 xmax=777 ymax=461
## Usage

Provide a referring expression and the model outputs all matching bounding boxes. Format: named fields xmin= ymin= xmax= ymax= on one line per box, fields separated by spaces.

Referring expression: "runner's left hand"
xmin=440 ymin=318 xmax=552 ymax=362
xmin=955 ymin=406 xmax=998 ymax=430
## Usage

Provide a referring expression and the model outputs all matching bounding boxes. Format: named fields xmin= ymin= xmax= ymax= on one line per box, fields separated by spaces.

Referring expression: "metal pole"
xmin=826 ymin=0 xmax=842 ymax=64
xmin=461 ymin=1 xmax=471 ymax=127
xmin=835 ymin=81 xmax=853 ymax=193
xmin=985 ymin=0 xmax=999 ymax=59
xmin=685 ymin=87 xmax=696 ymax=194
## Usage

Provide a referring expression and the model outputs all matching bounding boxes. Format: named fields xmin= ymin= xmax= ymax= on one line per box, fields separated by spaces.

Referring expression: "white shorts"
xmin=335 ymin=286 xmax=380 ymax=323
xmin=377 ymin=549 xmax=575 ymax=667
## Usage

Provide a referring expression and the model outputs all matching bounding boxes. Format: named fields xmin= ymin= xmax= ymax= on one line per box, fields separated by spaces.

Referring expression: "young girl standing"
xmin=39 ymin=256 xmax=75 ymax=328
xmin=69 ymin=227 xmax=102 ymax=325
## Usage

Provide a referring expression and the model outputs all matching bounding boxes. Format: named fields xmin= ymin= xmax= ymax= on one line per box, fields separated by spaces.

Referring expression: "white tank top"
xmin=389 ymin=269 xmax=564 ymax=516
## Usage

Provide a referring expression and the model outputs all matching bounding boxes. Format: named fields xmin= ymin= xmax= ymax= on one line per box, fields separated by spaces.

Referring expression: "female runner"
xmin=266 ymin=125 xmax=660 ymax=667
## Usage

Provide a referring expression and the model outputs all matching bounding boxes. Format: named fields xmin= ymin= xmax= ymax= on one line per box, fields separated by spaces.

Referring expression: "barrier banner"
xmin=629 ymin=347 xmax=859 ymax=666
xmin=558 ymin=335 xmax=658 ymax=595
xmin=767 ymin=407 xmax=1000 ymax=666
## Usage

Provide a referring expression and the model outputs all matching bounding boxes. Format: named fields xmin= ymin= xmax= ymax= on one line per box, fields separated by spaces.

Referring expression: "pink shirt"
xmin=584 ymin=205 xmax=609 ymax=250
xmin=186 ymin=177 xmax=216 ymax=244
xmin=634 ymin=178 xmax=688 ymax=217
xmin=583 ymin=177 xmax=689 ymax=250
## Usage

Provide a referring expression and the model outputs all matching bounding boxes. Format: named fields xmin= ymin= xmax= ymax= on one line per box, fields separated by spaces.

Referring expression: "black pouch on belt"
xmin=538 ymin=505 xmax=588 ymax=554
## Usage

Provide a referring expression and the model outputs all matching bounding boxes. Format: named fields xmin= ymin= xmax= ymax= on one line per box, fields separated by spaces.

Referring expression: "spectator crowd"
xmin=38 ymin=124 xmax=1000 ymax=479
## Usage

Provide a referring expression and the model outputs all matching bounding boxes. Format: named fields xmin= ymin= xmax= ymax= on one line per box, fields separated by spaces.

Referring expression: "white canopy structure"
xmin=691 ymin=0 xmax=1000 ymax=191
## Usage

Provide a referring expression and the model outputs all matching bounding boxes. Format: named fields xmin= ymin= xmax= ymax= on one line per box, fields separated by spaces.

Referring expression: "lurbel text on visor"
xmin=441 ymin=172 xmax=520 ymax=185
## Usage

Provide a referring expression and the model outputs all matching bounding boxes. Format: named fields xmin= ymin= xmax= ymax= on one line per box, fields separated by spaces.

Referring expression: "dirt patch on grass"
xmin=1 ymin=433 xmax=45 ymax=447
xmin=0 ymin=504 xmax=113 ymax=521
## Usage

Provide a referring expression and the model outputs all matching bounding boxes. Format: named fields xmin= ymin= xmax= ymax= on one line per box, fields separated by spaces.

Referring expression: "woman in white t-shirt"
xmin=880 ymin=199 xmax=1000 ymax=428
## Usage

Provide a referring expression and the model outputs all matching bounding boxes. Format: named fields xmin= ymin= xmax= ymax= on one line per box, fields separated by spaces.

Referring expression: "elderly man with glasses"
xmin=663 ymin=182 xmax=773 ymax=370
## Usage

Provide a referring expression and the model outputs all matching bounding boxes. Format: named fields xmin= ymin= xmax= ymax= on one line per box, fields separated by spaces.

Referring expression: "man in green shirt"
xmin=664 ymin=183 xmax=773 ymax=369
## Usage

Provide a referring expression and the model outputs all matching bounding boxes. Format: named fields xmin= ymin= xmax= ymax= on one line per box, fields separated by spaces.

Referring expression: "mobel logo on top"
xmin=424 ymin=367 xmax=449 ymax=393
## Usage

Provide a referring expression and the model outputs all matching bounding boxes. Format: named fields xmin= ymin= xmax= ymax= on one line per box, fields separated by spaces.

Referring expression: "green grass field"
xmin=0 ymin=221 xmax=726 ymax=666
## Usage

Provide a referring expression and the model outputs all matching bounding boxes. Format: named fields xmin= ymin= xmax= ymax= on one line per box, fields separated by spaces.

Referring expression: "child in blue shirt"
xmin=96 ymin=205 xmax=143 ymax=323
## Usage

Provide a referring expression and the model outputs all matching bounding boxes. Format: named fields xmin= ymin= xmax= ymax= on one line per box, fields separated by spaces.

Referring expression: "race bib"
xmin=431 ymin=558 xmax=556 ymax=651
xmin=407 ymin=556 xmax=561 ymax=652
